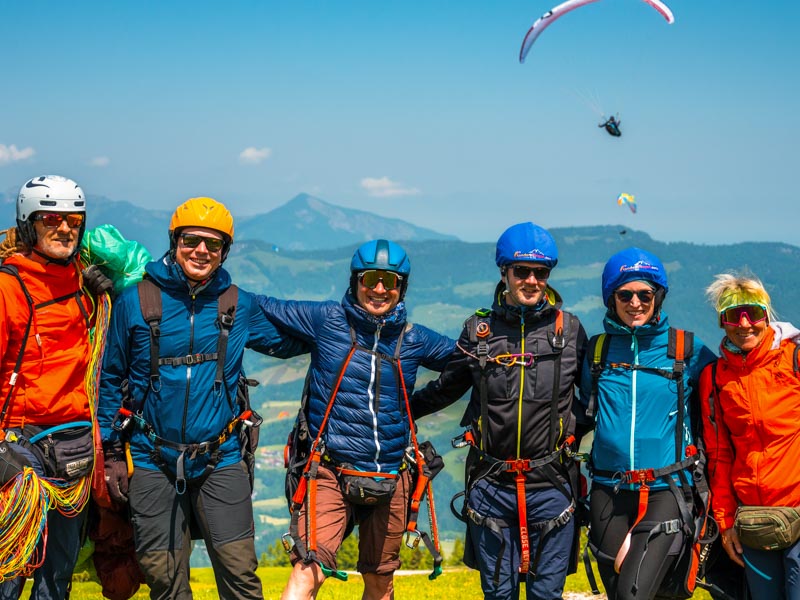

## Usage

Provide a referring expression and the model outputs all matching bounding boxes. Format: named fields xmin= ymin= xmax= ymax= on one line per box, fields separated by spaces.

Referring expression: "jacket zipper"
xmin=516 ymin=314 xmax=526 ymax=459
xmin=629 ymin=333 xmax=639 ymax=472
xmin=368 ymin=323 xmax=383 ymax=470
xmin=181 ymin=294 xmax=196 ymax=443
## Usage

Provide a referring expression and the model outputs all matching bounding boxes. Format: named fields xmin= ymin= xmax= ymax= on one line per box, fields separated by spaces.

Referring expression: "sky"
xmin=1 ymin=1 xmax=797 ymax=246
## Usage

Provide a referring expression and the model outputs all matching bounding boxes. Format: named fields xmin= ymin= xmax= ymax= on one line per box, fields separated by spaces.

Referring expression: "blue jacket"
xmin=98 ymin=255 xmax=304 ymax=478
xmin=577 ymin=313 xmax=716 ymax=491
xmin=258 ymin=293 xmax=454 ymax=473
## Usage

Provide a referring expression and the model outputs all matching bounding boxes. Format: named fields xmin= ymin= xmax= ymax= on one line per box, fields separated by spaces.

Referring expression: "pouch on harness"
xmin=0 ymin=264 xmax=94 ymax=483
xmin=583 ymin=327 xmax=723 ymax=600
xmin=282 ymin=323 xmax=445 ymax=581
xmin=450 ymin=308 xmax=580 ymax=586
xmin=111 ymin=278 xmax=263 ymax=494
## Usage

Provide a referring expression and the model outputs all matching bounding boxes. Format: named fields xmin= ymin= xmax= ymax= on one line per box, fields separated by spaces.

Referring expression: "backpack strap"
xmin=137 ymin=278 xmax=163 ymax=391
xmin=0 ymin=265 xmax=34 ymax=422
xmin=466 ymin=309 xmax=492 ymax=451
xmin=137 ymin=280 xmax=239 ymax=393
xmin=214 ymin=285 xmax=238 ymax=387
xmin=585 ymin=333 xmax=610 ymax=420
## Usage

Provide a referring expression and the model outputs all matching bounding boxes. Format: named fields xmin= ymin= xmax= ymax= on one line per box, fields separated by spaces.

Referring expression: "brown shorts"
xmin=290 ymin=464 xmax=411 ymax=574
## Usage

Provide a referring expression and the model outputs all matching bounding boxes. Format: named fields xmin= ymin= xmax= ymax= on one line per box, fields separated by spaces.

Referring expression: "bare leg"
xmin=280 ymin=561 xmax=325 ymax=600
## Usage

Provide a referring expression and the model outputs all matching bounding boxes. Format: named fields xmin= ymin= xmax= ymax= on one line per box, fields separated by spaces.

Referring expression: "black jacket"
xmin=412 ymin=282 xmax=587 ymax=488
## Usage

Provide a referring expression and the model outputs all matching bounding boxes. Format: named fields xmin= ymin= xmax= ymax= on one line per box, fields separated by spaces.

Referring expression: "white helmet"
xmin=16 ymin=175 xmax=87 ymax=249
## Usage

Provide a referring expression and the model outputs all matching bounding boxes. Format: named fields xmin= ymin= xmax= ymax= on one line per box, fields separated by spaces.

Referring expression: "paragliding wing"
xmin=617 ymin=193 xmax=637 ymax=214
xmin=519 ymin=0 xmax=675 ymax=63
xmin=644 ymin=0 xmax=675 ymax=24
xmin=520 ymin=0 xmax=600 ymax=63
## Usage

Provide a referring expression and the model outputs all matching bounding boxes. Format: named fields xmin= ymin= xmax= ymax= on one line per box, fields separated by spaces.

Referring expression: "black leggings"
xmin=590 ymin=484 xmax=685 ymax=600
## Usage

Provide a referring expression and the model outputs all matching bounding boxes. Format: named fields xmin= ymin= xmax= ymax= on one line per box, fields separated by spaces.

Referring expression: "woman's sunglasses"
xmin=358 ymin=270 xmax=403 ymax=290
xmin=615 ymin=289 xmax=654 ymax=304
xmin=719 ymin=304 xmax=768 ymax=327
xmin=509 ymin=265 xmax=551 ymax=281
xmin=32 ymin=212 xmax=84 ymax=229
xmin=180 ymin=233 xmax=225 ymax=252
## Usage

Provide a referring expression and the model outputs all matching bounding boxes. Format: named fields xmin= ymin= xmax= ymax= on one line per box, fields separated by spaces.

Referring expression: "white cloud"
xmin=239 ymin=146 xmax=272 ymax=164
xmin=360 ymin=176 xmax=420 ymax=198
xmin=0 ymin=144 xmax=35 ymax=166
xmin=89 ymin=156 xmax=110 ymax=167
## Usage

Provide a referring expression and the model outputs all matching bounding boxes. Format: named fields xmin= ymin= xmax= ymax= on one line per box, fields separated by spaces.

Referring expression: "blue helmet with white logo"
xmin=350 ymin=239 xmax=411 ymax=299
xmin=495 ymin=222 xmax=558 ymax=269
xmin=601 ymin=247 xmax=669 ymax=305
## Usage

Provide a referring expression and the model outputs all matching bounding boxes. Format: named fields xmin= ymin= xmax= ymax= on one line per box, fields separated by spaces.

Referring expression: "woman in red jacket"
xmin=700 ymin=272 xmax=800 ymax=600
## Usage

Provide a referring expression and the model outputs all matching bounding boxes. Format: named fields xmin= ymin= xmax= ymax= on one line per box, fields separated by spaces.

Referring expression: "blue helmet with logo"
xmin=495 ymin=222 xmax=558 ymax=269
xmin=350 ymin=239 xmax=411 ymax=299
xmin=601 ymin=247 xmax=669 ymax=305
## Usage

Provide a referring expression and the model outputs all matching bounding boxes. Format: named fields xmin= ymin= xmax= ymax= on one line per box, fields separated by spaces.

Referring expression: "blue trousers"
xmin=467 ymin=479 xmax=574 ymax=600
xmin=743 ymin=538 xmax=800 ymax=600
xmin=0 ymin=439 xmax=87 ymax=600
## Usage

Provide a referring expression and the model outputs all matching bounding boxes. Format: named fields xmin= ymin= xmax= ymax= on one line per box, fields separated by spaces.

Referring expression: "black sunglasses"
xmin=510 ymin=265 xmax=551 ymax=281
xmin=179 ymin=233 xmax=225 ymax=252
xmin=615 ymin=289 xmax=654 ymax=303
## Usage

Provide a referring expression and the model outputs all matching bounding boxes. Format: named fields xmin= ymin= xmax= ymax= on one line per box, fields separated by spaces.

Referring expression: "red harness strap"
xmin=614 ymin=468 xmax=656 ymax=573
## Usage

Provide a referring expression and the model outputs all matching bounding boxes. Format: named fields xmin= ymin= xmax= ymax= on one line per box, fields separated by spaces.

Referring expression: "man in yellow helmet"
xmin=97 ymin=197 xmax=305 ymax=599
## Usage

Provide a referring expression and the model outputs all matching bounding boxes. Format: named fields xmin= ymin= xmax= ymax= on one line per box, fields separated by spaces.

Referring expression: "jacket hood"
xmin=770 ymin=321 xmax=800 ymax=348
xmin=145 ymin=252 xmax=232 ymax=296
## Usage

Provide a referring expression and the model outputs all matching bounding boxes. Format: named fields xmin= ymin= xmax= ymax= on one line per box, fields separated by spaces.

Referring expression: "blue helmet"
xmin=495 ymin=222 xmax=558 ymax=269
xmin=350 ymin=239 xmax=411 ymax=299
xmin=601 ymin=247 xmax=669 ymax=305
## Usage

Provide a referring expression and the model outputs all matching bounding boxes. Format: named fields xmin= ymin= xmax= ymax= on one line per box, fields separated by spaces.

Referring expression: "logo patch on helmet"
xmin=619 ymin=260 xmax=661 ymax=274
xmin=513 ymin=249 xmax=554 ymax=262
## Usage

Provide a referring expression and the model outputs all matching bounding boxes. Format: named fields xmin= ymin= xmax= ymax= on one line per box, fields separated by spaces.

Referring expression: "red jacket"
xmin=699 ymin=323 xmax=800 ymax=531
xmin=0 ymin=253 xmax=93 ymax=427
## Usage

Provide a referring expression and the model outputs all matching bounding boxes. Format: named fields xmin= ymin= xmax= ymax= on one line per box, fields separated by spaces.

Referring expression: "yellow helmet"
xmin=169 ymin=197 xmax=234 ymax=241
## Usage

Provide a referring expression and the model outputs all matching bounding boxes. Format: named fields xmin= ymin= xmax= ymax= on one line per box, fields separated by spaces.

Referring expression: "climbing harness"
xmin=282 ymin=324 xmax=444 ymax=580
xmin=451 ymin=308 xmax=578 ymax=585
xmin=111 ymin=278 xmax=261 ymax=494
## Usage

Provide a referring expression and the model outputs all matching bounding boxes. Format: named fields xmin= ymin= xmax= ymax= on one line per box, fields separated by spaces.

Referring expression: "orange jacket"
xmin=699 ymin=324 xmax=800 ymax=531
xmin=0 ymin=253 xmax=93 ymax=427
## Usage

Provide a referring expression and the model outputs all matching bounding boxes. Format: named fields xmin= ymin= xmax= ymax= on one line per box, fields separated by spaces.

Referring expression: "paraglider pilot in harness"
xmin=258 ymin=239 xmax=454 ymax=600
xmin=97 ymin=197 xmax=306 ymax=600
xmin=411 ymin=222 xmax=589 ymax=600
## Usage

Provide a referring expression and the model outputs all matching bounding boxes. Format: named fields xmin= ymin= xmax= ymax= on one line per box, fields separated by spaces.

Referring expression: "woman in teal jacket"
xmin=577 ymin=247 xmax=715 ymax=599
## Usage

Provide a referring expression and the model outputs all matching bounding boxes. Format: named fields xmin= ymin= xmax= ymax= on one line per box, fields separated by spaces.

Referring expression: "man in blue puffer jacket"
xmin=257 ymin=239 xmax=454 ymax=600
xmin=98 ymin=197 xmax=306 ymax=600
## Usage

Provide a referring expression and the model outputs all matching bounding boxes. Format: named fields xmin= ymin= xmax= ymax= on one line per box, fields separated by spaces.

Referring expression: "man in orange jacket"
xmin=0 ymin=175 xmax=111 ymax=599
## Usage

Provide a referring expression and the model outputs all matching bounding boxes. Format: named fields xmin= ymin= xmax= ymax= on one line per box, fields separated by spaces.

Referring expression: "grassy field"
xmin=53 ymin=563 xmax=716 ymax=599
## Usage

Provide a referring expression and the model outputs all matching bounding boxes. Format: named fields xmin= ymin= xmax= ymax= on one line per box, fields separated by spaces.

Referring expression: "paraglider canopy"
xmin=519 ymin=0 xmax=675 ymax=63
xmin=617 ymin=193 xmax=636 ymax=214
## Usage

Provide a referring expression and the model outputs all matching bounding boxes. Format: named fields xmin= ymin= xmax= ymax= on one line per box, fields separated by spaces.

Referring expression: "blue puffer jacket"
xmin=258 ymin=293 xmax=455 ymax=473
xmin=577 ymin=313 xmax=716 ymax=491
xmin=98 ymin=255 xmax=305 ymax=479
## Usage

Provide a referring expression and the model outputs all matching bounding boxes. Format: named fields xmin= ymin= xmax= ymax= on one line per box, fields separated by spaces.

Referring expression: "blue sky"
xmin=1 ymin=1 xmax=797 ymax=246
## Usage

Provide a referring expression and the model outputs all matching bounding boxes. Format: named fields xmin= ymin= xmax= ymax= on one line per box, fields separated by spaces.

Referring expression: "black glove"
xmin=82 ymin=264 xmax=114 ymax=297
xmin=103 ymin=442 xmax=129 ymax=504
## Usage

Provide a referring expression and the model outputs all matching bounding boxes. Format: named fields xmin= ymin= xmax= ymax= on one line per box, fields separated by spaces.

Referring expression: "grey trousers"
xmin=129 ymin=462 xmax=262 ymax=600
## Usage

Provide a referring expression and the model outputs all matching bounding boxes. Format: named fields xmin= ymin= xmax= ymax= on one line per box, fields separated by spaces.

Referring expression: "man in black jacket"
xmin=412 ymin=221 xmax=587 ymax=600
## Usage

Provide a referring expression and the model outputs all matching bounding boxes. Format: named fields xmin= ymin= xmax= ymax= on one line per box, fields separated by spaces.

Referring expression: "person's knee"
xmin=362 ymin=572 xmax=394 ymax=600
xmin=281 ymin=562 xmax=324 ymax=600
